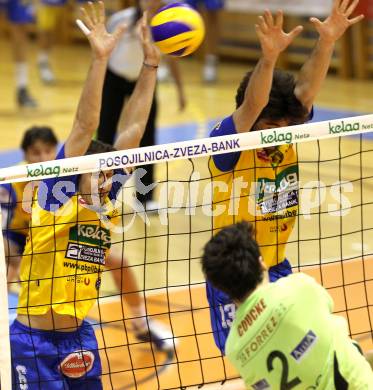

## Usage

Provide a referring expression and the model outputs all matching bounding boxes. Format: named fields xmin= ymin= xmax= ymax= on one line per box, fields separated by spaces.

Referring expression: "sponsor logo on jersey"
xmin=69 ymin=224 xmax=111 ymax=249
xmin=291 ymin=330 xmax=317 ymax=362
xmin=252 ymin=378 xmax=270 ymax=390
xmin=257 ymin=166 xmax=299 ymax=215
xmin=60 ymin=350 xmax=95 ymax=378
xmin=65 ymin=242 xmax=106 ymax=265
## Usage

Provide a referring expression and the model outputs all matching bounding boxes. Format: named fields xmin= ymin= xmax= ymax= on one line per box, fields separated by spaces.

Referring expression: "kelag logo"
xmin=329 ymin=120 xmax=359 ymax=134
xmin=261 ymin=130 xmax=292 ymax=145
xmin=27 ymin=164 xmax=60 ymax=178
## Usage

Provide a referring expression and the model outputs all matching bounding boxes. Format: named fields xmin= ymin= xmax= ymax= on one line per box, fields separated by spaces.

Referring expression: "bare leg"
xmin=202 ymin=9 xmax=220 ymax=82
xmin=3 ymin=238 xmax=21 ymax=289
xmin=105 ymin=253 xmax=143 ymax=310
xmin=36 ymin=5 xmax=56 ymax=83
xmin=106 ymin=253 xmax=175 ymax=350
xmin=9 ymin=24 xmax=37 ymax=107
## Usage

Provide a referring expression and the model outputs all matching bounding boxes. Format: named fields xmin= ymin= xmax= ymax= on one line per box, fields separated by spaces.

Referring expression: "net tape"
xmin=0 ymin=114 xmax=371 ymax=184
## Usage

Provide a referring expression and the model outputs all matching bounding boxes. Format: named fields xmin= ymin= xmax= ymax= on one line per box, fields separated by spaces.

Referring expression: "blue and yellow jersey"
xmin=209 ymin=115 xmax=299 ymax=268
xmin=17 ymin=145 xmax=129 ymax=320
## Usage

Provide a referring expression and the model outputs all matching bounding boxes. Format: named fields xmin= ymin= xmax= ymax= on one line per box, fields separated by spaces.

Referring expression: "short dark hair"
xmin=202 ymin=221 xmax=263 ymax=301
xmin=85 ymin=139 xmax=116 ymax=155
xmin=21 ymin=126 xmax=58 ymax=152
xmin=235 ymin=69 xmax=309 ymax=127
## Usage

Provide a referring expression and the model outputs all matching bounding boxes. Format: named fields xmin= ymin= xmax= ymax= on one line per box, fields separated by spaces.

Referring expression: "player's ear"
xmin=259 ymin=256 xmax=267 ymax=271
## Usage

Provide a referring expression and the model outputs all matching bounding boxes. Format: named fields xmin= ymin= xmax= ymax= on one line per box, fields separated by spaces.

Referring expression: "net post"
xmin=0 ymin=209 xmax=11 ymax=389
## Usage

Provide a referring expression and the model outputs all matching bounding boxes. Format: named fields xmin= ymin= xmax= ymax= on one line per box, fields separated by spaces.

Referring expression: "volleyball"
xmin=150 ymin=2 xmax=205 ymax=57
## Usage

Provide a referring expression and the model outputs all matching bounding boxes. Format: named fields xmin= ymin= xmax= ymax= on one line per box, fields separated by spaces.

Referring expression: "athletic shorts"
xmin=11 ymin=320 xmax=102 ymax=390
xmin=5 ymin=0 xmax=34 ymax=24
xmin=206 ymin=259 xmax=292 ymax=354
xmin=185 ymin=0 xmax=224 ymax=11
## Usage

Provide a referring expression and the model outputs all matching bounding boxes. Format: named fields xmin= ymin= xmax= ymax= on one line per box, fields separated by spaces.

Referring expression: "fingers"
xmin=275 ymin=10 xmax=284 ymax=29
xmin=288 ymin=25 xmax=303 ymax=40
xmin=310 ymin=17 xmax=323 ymax=30
xmin=349 ymin=14 xmax=364 ymax=24
xmin=254 ymin=24 xmax=265 ymax=40
xmin=258 ymin=15 xmax=268 ymax=34
xmin=339 ymin=0 xmax=350 ymax=13
xmin=345 ymin=0 xmax=360 ymax=16
xmin=97 ymin=0 xmax=105 ymax=24
xmin=113 ymin=23 xmax=127 ymax=41
xmin=263 ymin=9 xmax=274 ymax=27
xmin=80 ymin=6 xmax=94 ymax=30
xmin=140 ymin=12 xmax=149 ymax=43
xmin=333 ymin=0 xmax=341 ymax=10
xmin=88 ymin=2 xmax=98 ymax=25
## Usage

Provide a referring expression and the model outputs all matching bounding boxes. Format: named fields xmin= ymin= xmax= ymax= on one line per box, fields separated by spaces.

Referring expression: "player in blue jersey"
xmin=206 ymin=0 xmax=364 ymax=354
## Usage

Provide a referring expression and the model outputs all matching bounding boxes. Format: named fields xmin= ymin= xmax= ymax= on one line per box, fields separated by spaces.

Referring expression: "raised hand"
xmin=138 ymin=12 xmax=161 ymax=67
xmin=78 ymin=1 xmax=126 ymax=59
xmin=310 ymin=0 xmax=364 ymax=44
xmin=255 ymin=10 xmax=303 ymax=61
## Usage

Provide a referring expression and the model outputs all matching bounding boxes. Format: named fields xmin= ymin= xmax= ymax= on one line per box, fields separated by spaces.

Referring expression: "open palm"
xmin=310 ymin=0 xmax=364 ymax=43
xmin=256 ymin=10 xmax=303 ymax=60
xmin=79 ymin=1 xmax=126 ymax=59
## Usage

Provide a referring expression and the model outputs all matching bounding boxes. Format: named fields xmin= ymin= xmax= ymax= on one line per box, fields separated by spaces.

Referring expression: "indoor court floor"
xmin=1 ymin=38 xmax=373 ymax=388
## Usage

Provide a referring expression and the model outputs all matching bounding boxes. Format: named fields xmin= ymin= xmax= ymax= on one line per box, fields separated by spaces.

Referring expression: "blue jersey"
xmin=207 ymin=260 xmax=292 ymax=354
xmin=6 ymin=0 xmax=34 ymax=24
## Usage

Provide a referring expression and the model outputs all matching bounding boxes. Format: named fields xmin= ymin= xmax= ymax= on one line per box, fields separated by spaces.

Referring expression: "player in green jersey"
xmin=202 ymin=221 xmax=373 ymax=389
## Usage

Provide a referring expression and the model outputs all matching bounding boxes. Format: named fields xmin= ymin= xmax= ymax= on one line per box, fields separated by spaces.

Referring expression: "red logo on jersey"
xmin=60 ymin=350 xmax=95 ymax=378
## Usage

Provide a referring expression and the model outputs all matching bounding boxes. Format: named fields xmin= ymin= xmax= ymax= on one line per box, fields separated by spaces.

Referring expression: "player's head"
xmin=21 ymin=126 xmax=58 ymax=164
xmin=202 ymin=221 xmax=266 ymax=303
xmin=79 ymin=140 xmax=117 ymax=205
xmin=235 ymin=69 xmax=309 ymax=130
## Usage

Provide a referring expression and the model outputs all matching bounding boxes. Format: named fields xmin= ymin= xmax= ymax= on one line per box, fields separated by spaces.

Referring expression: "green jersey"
xmin=225 ymin=273 xmax=373 ymax=389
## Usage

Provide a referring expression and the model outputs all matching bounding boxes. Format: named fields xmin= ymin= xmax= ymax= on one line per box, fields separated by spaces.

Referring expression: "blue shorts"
xmin=207 ymin=259 xmax=292 ymax=354
xmin=5 ymin=0 xmax=34 ymax=24
xmin=185 ymin=0 xmax=224 ymax=11
xmin=10 ymin=320 xmax=102 ymax=390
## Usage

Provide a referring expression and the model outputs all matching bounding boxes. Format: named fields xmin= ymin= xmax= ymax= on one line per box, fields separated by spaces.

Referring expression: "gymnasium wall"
xmin=0 ymin=0 xmax=372 ymax=79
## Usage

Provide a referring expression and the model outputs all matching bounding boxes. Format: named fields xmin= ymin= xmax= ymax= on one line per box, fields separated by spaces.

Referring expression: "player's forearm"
xmin=234 ymin=56 xmax=276 ymax=132
xmin=246 ymin=56 xmax=277 ymax=110
xmin=115 ymin=64 xmax=158 ymax=150
xmin=294 ymin=38 xmax=334 ymax=112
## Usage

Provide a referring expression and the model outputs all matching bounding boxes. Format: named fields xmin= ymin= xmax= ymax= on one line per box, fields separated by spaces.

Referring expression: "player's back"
xmin=225 ymin=273 xmax=373 ymax=389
